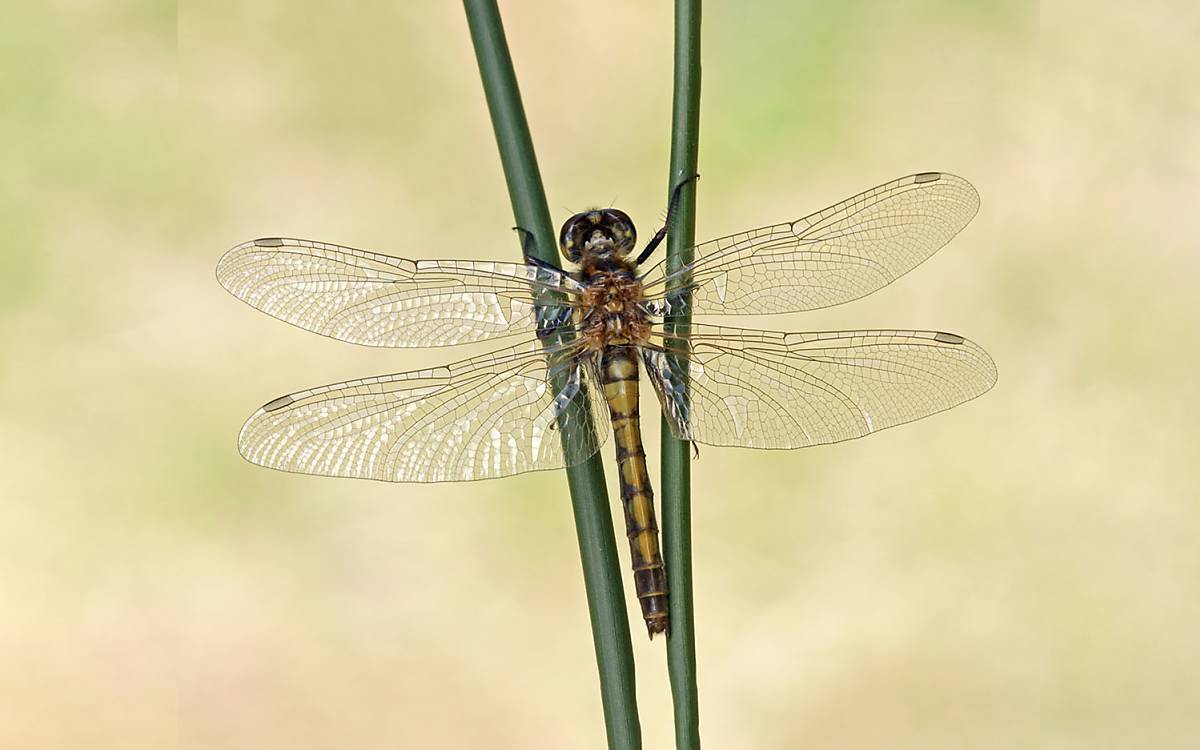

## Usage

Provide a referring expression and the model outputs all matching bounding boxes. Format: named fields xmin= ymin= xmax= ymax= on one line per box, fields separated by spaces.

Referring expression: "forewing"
xmin=642 ymin=324 xmax=995 ymax=449
xmin=237 ymin=341 xmax=609 ymax=482
xmin=217 ymin=237 xmax=583 ymax=347
xmin=641 ymin=173 xmax=979 ymax=316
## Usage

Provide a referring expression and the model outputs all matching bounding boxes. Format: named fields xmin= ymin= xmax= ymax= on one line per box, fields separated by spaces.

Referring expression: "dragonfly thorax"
xmin=580 ymin=266 xmax=650 ymax=351
xmin=559 ymin=208 xmax=637 ymax=263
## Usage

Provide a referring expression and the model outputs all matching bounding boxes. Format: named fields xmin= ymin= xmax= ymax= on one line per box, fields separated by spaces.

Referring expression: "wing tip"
xmin=215 ymin=237 xmax=288 ymax=288
xmin=233 ymin=393 xmax=296 ymax=463
xmin=913 ymin=170 xmax=981 ymax=214
xmin=234 ymin=399 xmax=299 ymax=475
xmin=941 ymin=331 xmax=999 ymax=394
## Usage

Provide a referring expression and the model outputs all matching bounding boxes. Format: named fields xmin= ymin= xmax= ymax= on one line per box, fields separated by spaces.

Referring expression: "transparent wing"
xmin=217 ymin=237 xmax=584 ymax=347
xmin=237 ymin=340 xmax=609 ymax=482
xmin=641 ymin=173 xmax=979 ymax=316
xmin=641 ymin=324 xmax=996 ymax=449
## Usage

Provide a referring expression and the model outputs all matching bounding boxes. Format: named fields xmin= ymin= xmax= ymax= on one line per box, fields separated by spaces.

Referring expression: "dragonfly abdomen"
xmin=600 ymin=344 xmax=669 ymax=638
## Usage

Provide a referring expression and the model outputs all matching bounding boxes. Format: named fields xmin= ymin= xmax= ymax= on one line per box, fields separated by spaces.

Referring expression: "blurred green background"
xmin=3 ymin=0 xmax=1198 ymax=747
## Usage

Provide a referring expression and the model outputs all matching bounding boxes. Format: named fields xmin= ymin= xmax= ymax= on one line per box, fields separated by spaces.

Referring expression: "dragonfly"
xmin=216 ymin=171 xmax=996 ymax=638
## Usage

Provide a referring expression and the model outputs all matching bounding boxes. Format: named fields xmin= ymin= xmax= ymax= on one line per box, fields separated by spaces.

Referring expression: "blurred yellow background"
xmin=4 ymin=0 xmax=1198 ymax=747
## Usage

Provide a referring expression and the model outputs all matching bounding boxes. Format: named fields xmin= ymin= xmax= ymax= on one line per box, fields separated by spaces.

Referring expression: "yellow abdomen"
xmin=600 ymin=344 xmax=668 ymax=637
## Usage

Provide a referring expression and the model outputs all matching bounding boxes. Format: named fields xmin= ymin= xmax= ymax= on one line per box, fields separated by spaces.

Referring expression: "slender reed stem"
xmin=662 ymin=0 xmax=703 ymax=747
xmin=462 ymin=3 xmax=641 ymax=748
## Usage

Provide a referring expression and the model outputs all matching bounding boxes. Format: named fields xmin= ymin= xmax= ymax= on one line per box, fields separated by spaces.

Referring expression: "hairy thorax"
xmin=579 ymin=261 xmax=651 ymax=351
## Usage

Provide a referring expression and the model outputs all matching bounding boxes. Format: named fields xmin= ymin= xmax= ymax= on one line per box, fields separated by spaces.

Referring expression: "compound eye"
xmin=606 ymin=210 xmax=637 ymax=256
xmin=558 ymin=214 xmax=588 ymax=262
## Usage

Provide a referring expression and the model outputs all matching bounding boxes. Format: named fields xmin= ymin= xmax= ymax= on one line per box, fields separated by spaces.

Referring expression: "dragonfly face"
xmin=217 ymin=171 xmax=997 ymax=638
xmin=559 ymin=208 xmax=638 ymax=262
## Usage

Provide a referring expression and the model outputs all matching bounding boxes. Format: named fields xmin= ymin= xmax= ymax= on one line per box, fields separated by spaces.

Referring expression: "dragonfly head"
xmin=559 ymin=208 xmax=637 ymax=263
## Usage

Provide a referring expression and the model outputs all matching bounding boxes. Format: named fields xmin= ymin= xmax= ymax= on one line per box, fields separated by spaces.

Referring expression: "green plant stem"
xmin=462 ymin=3 xmax=641 ymax=749
xmin=662 ymin=0 xmax=702 ymax=748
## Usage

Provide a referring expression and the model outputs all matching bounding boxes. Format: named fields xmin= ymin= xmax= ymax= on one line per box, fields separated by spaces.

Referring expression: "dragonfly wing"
xmin=641 ymin=324 xmax=996 ymax=449
xmin=237 ymin=340 xmax=609 ymax=482
xmin=217 ymin=237 xmax=583 ymax=347
xmin=641 ymin=172 xmax=979 ymax=316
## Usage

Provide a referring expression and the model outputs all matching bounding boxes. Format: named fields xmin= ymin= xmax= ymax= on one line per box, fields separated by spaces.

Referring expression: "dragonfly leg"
xmin=513 ymin=226 xmax=564 ymax=271
xmin=512 ymin=225 xmax=538 ymax=256
xmin=635 ymin=173 xmax=700 ymax=266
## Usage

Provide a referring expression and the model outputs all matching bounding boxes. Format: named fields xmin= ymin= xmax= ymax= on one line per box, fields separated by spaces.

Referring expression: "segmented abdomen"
xmin=600 ymin=344 xmax=669 ymax=637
